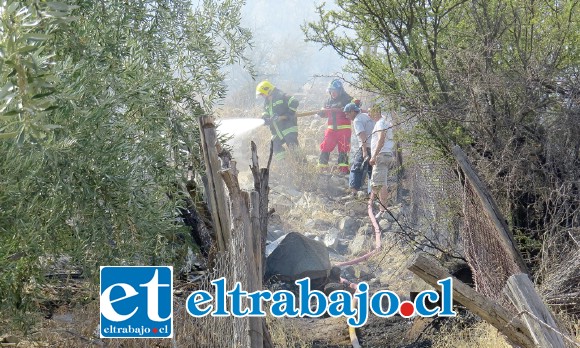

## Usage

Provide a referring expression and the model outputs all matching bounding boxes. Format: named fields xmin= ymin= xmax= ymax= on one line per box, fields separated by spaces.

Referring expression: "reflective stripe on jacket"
xmin=322 ymin=92 xmax=353 ymax=130
xmin=262 ymin=88 xmax=299 ymax=139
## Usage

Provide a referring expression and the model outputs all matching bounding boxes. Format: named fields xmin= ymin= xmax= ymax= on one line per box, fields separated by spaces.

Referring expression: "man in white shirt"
xmin=343 ymin=102 xmax=375 ymax=197
xmin=369 ymin=105 xmax=395 ymax=219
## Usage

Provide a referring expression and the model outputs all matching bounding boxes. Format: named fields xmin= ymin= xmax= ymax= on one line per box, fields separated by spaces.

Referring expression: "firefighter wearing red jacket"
xmin=318 ymin=79 xmax=353 ymax=174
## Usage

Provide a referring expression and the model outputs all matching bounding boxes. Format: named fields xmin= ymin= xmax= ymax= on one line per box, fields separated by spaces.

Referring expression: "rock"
xmin=384 ymin=213 xmax=396 ymax=222
xmin=1 ymin=336 xmax=19 ymax=344
xmin=344 ymin=200 xmax=367 ymax=215
xmin=269 ymin=213 xmax=283 ymax=226
xmin=385 ymin=204 xmax=402 ymax=222
xmin=265 ymin=235 xmax=285 ymax=257
xmin=357 ymin=191 xmax=369 ymax=199
xmin=353 ymin=264 xmax=375 ymax=281
xmin=390 ymin=203 xmax=402 ymax=213
xmin=52 ymin=313 xmax=74 ymax=323
xmin=323 ymin=228 xmax=341 ymax=249
xmin=329 ymin=251 xmax=349 ymax=263
xmin=271 ymin=195 xmax=294 ymax=215
xmin=267 ymin=229 xmax=286 ymax=242
xmin=180 ymin=247 xmax=205 ymax=274
xmin=323 ymin=282 xmax=352 ymax=296
xmin=315 ymin=176 xmax=345 ymax=196
xmin=331 ymin=210 xmax=343 ymax=217
xmin=304 ymin=232 xmax=318 ymax=239
xmin=265 ymin=232 xmax=332 ymax=282
xmin=310 ymin=210 xmax=330 ymax=220
xmin=379 ymin=219 xmax=390 ymax=230
xmin=339 ymin=217 xmax=361 ymax=236
xmin=349 ymin=234 xmax=370 ymax=256
xmin=357 ymin=223 xmax=373 ymax=236
xmin=329 ymin=175 xmax=348 ymax=189
xmin=304 ymin=218 xmax=333 ymax=231
xmin=341 ymin=266 xmax=356 ymax=279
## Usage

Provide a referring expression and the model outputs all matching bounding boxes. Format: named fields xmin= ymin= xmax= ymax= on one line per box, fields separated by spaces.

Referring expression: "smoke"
xmin=222 ymin=0 xmax=347 ymax=109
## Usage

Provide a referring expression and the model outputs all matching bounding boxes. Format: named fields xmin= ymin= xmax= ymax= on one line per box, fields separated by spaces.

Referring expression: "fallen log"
xmin=407 ymin=253 xmax=534 ymax=348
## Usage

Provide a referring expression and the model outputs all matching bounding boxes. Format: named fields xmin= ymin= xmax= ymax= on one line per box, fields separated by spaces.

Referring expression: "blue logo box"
xmin=100 ymin=266 xmax=173 ymax=338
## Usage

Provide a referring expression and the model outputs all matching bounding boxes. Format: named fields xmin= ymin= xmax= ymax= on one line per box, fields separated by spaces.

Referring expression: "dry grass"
xmin=576 ymin=320 xmax=580 ymax=344
xmin=30 ymin=299 xmax=319 ymax=348
xmin=267 ymin=316 xmax=311 ymax=348
xmin=556 ymin=312 xmax=580 ymax=347
xmin=430 ymin=321 xmax=512 ymax=348
xmin=431 ymin=315 xmax=580 ymax=348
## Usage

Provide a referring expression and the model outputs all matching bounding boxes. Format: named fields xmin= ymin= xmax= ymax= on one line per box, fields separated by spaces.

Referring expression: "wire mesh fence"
xmin=174 ymin=236 xmax=252 ymax=347
xmin=403 ymin=148 xmax=522 ymax=313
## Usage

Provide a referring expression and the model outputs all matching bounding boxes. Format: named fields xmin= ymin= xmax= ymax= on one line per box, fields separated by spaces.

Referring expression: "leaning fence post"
xmin=451 ymin=145 xmax=528 ymax=273
xmin=504 ymin=274 xmax=567 ymax=348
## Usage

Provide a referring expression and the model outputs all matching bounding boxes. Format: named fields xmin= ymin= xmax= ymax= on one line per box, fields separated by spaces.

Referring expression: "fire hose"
xmin=336 ymin=191 xmax=383 ymax=348
xmin=295 ymin=110 xmax=321 ymax=117
xmin=291 ymin=108 xmax=379 ymax=347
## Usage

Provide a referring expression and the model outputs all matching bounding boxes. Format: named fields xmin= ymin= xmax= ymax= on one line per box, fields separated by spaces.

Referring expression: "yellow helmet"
xmin=256 ymin=80 xmax=275 ymax=97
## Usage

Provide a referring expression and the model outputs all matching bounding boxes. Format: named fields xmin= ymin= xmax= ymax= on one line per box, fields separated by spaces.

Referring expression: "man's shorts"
xmin=370 ymin=152 xmax=394 ymax=188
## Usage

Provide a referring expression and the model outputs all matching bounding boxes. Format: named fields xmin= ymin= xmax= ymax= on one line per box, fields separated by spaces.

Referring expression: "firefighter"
xmin=256 ymin=80 xmax=299 ymax=160
xmin=318 ymin=79 xmax=353 ymax=174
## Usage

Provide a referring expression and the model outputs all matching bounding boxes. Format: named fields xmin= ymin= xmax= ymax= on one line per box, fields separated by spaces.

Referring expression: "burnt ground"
xmin=290 ymin=309 xmax=480 ymax=348
xmin=260 ymin=161 xmax=484 ymax=347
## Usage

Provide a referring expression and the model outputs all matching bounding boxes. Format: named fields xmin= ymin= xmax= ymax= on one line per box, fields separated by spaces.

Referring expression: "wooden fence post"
xmin=505 ymin=274 xmax=567 ymax=348
xmin=199 ymin=116 xmax=231 ymax=252
xmin=221 ymin=161 xmax=263 ymax=347
xmin=250 ymin=141 xmax=272 ymax=276
xmin=219 ymin=141 xmax=273 ymax=348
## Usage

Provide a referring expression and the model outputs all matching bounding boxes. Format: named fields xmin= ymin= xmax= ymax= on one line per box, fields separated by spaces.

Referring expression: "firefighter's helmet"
xmin=327 ymin=79 xmax=344 ymax=93
xmin=256 ymin=80 xmax=275 ymax=97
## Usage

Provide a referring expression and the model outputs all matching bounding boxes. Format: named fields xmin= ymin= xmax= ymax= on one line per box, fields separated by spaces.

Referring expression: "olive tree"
xmin=0 ymin=0 xmax=251 ymax=328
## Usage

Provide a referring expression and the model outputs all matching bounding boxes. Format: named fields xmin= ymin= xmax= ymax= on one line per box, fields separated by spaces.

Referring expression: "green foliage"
xmin=305 ymin=0 xmax=579 ymax=145
xmin=0 ymin=1 xmax=74 ymax=143
xmin=305 ymin=0 xmax=580 ymax=275
xmin=0 ymin=0 xmax=251 ymax=327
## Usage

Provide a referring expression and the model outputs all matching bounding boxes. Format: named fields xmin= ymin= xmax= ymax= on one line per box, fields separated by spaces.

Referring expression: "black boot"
xmin=318 ymin=151 xmax=330 ymax=165
xmin=337 ymin=152 xmax=349 ymax=174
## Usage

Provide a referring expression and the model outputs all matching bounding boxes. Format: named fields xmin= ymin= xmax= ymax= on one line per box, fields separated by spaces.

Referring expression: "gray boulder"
xmin=265 ymin=232 xmax=331 ymax=282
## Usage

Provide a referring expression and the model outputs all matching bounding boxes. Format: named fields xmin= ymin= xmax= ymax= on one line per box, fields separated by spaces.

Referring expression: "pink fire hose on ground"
xmin=335 ymin=192 xmax=384 ymax=348
xmin=334 ymin=192 xmax=383 ymax=267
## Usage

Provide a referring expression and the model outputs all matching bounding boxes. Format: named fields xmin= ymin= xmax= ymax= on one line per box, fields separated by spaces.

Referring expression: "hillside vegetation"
xmin=0 ymin=0 xmax=579 ymax=346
